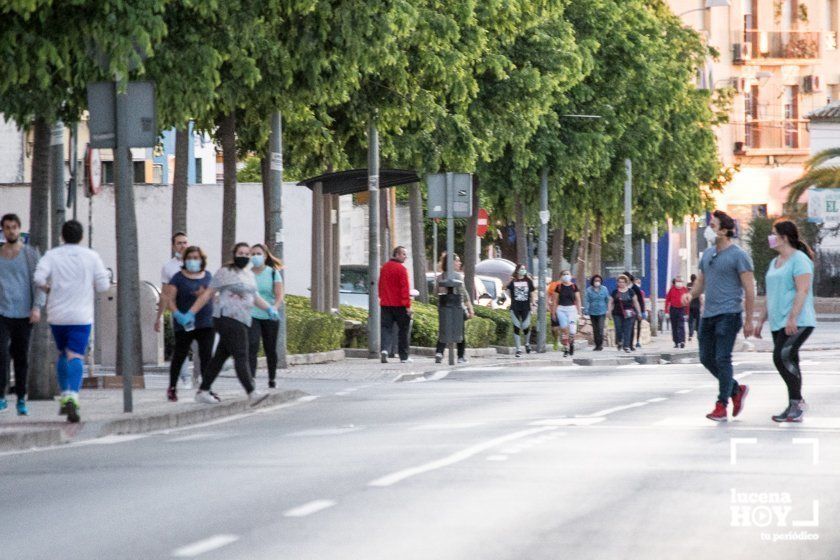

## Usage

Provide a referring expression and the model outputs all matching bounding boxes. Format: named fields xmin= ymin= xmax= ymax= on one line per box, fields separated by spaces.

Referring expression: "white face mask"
xmin=518 ymin=268 xmax=526 ymax=276
xmin=675 ymin=282 xmax=683 ymax=288
xmin=562 ymin=275 xmax=572 ymax=283
xmin=593 ymin=281 xmax=601 ymax=288
xmin=704 ymin=225 xmax=717 ymax=243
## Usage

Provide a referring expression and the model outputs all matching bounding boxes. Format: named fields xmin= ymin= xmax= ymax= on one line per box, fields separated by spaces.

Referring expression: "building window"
xmin=133 ymin=161 xmax=145 ymax=183
xmin=783 ymin=85 xmax=799 ymax=148
xmin=102 ymin=161 xmax=114 ymax=184
xmin=152 ymin=164 xmax=163 ymax=184
xmin=195 ymin=158 xmax=202 ymax=184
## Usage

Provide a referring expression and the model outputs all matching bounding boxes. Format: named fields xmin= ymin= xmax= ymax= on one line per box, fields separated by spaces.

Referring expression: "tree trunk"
xmin=260 ymin=150 xmax=272 ymax=247
xmin=514 ymin=195 xmax=527 ymax=265
xmin=591 ymin=213 xmax=603 ymax=277
xmin=408 ymin=183 xmax=429 ymax=303
xmin=551 ymin=226 xmax=565 ymax=278
xmin=219 ymin=112 xmax=237 ymax=262
xmin=576 ymin=217 xmax=590 ymax=284
xmin=463 ymin=174 xmax=479 ymax=301
xmin=171 ymin=126 xmax=189 ymax=236
xmin=28 ymin=118 xmax=56 ymax=400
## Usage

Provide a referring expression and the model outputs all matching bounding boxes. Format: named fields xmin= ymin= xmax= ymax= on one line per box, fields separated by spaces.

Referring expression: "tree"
xmin=785 ymin=148 xmax=840 ymax=202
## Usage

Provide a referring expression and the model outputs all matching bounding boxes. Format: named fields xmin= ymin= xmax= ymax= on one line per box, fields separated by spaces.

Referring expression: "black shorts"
xmin=550 ymin=316 xmax=559 ymax=327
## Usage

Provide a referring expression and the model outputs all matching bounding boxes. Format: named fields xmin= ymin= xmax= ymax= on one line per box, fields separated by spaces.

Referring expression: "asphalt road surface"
xmin=2 ymin=350 xmax=839 ymax=560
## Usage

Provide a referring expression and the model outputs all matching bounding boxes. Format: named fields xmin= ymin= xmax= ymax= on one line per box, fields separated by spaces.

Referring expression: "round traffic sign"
xmin=476 ymin=208 xmax=489 ymax=237
xmin=86 ymin=146 xmax=102 ymax=196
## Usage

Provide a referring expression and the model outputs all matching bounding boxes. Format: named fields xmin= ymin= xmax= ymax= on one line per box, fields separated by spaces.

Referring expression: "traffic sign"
xmin=85 ymin=146 xmax=102 ymax=196
xmin=477 ymin=208 xmax=489 ymax=236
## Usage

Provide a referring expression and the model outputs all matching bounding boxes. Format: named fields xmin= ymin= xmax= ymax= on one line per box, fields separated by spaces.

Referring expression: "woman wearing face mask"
xmin=162 ymin=246 xmax=214 ymax=402
xmin=584 ymin=275 xmax=609 ymax=351
xmin=553 ymin=270 xmax=582 ymax=357
xmin=755 ymin=219 xmax=816 ymax=423
xmin=608 ymin=274 xmax=641 ymax=353
xmin=665 ymin=276 xmax=689 ymax=348
xmin=176 ymin=242 xmax=277 ymax=405
xmin=248 ymin=243 xmax=285 ymax=389
xmin=507 ymin=264 xmax=535 ymax=358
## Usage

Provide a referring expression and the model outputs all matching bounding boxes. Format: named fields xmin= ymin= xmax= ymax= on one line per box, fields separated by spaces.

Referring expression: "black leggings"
xmin=201 ymin=317 xmax=254 ymax=394
xmin=0 ymin=317 xmax=32 ymax=399
xmin=249 ymin=318 xmax=279 ymax=382
xmin=771 ymin=327 xmax=813 ymax=400
xmin=169 ymin=327 xmax=215 ymax=389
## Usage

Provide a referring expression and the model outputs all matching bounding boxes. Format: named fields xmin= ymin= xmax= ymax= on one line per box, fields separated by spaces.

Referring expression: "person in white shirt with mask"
xmin=34 ymin=220 xmax=110 ymax=423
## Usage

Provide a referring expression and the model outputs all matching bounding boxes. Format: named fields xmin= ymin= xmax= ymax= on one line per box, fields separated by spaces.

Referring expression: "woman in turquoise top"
xmin=755 ymin=219 xmax=816 ymax=423
xmin=248 ymin=243 xmax=285 ymax=388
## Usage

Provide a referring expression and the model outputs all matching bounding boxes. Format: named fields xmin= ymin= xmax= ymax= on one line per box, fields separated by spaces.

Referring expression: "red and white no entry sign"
xmin=476 ymin=208 xmax=489 ymax=237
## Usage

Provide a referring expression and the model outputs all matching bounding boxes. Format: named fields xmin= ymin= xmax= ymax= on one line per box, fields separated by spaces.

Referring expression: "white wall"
xmin=0 ymin=116 xmax=25 ymax=183
xmin=0 ymin=182 xmax=314 ymax=296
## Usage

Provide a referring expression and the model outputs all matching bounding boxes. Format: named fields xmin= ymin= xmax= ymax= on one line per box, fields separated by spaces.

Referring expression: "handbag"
xmin=618 ymin=294 xmax=636 ymax=319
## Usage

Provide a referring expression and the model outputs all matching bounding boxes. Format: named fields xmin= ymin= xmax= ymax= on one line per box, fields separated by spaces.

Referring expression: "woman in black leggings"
xmin=163 ymin=246 xmax=214 ymax=402
xmin=755 ymin=219 xmax=816 ymax=423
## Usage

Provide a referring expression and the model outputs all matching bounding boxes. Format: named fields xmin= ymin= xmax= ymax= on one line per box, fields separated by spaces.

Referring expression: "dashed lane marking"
xmin=283 ymin=500 xmax=337 ymax=518
xmin=171 ymin=534 xmax=239 ymax=557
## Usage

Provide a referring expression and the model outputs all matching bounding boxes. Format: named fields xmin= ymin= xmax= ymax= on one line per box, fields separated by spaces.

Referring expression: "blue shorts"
xmin=50 ymin=324 xmax=92 ymax=356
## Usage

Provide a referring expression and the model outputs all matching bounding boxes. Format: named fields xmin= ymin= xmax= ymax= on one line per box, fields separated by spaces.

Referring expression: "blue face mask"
xmin=251 ymin=255 xmax=265 ymax=268
xmin=185 ymin=259 xmax=202 ymax=273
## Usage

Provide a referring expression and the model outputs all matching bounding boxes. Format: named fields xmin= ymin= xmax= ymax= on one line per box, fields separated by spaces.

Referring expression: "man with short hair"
xmin=379 ymin=246 xmax=412 ymax=363
xmin=155 ymin=232 xmax=194 ymax=388
xmin=34 ymin=220 xmax=110 ymax=422
xmin=0 ymin=214 xmax=46 ymax=415
xmin=684 ymin=210 xmax=755 ymax=421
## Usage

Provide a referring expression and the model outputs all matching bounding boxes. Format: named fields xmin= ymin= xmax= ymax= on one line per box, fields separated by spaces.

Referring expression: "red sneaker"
xmin=706 ymin=401 xmax=728 ymax=422
xmin=167 ymin=387 xmax=178 ymax=402
xmin=732 ymin=384 xmax=749 ymax=417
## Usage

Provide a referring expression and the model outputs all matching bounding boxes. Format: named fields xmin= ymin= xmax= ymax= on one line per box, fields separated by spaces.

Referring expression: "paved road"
xmin=2 ymin=350 xmax=839 ymax=560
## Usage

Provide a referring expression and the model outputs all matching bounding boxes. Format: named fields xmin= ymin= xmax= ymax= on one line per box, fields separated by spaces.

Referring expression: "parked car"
xmin=426 ymin=272 xmax=508 ymax=309
xmin=339 ymin=265 xmax=369 ymax=309
xmin=475 ymin=258 xmax=516 ymax=287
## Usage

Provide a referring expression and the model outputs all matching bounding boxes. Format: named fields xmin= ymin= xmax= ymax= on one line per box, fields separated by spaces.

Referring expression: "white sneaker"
xmin=435 ymin=353 xmax=443 ymax=364
xmin=380 ymin=351 xmax=389 ymax=364
xmin=400 ymin=358 xmax=413 ymax=364
xmin=249 ymin=390 xmax=270 ymax=407
xmin=181 ymin=377 xmax=193 ymax=390
xmin=195 ymin=391 xmax=220 ymax=404
xmin=457 ymin=357 xmax=468 ymax=364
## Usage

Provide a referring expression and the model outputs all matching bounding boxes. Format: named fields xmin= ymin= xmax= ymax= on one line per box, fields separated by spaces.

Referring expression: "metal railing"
xmin=731 ymin=120 xmax=809 ymax=152
xmin=733 ymin=30 xmax=822 ymax=60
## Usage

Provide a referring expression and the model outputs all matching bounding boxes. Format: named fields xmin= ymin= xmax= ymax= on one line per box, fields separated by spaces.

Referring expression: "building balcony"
xmin=731 ymin=120 xmax=809 ymax=156
xmin=732 ymin=30 xmax=835 ymax=64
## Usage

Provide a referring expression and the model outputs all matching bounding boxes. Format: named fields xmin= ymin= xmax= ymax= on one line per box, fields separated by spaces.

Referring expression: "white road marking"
xmin=172 ymin=534 xmax=239 ymax=557
xmin=579 ymin=401 xmax=648 ymax=417
xmin=647 ymin=397 xmax=668 ymax=403
xmin=334 ymin=391 xmax=352 ymax=396
xmin=283 ymin=500 xmax=337 ymax=518
xmin=410 ymin=422 xmax=486 ymax=431
xmin=167 ymin=433 xmax=231 ymax=443
xmin=531 ymin=417 xmax=605 ymax=426
xmin=675 ymin=389 xmax=693 ymax=394
xmin=486 ymin=455 xmax=508 ymax=461
xmin=368 ymin=427 xmax=557 ymax=487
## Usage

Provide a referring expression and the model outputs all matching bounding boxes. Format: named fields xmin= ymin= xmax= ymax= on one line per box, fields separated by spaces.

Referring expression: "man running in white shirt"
xmin=34 ymin=220 xmax=110 ymax=422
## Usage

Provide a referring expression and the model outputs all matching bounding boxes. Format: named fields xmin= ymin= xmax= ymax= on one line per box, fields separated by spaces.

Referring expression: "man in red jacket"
xmin=379 ymin=246 xmax=412 ymax=363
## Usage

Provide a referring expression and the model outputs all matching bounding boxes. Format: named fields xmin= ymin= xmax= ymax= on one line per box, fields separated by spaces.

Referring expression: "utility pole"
xmin=269 ymin=112 xmax=287 ymax=369
xmin=623 ymin=159 xmax=632 ymax=272
xmin=537 ymin=167 xmax=549 ymax=353
xmin=114 ymin=83 xmax=143 ymax=413
xmin=367 ymin=118 xmax=381 ymax=357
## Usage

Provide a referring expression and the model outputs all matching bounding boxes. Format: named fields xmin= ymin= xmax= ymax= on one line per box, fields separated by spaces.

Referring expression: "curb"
xmin=0 ymin=390 xmax=308 ymax=453
xmin=96 ymin=390 xmax=309 ymax=437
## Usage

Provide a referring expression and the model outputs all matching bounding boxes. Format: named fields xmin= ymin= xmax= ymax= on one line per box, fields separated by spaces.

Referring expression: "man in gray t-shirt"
xmin=684 ymin=210 xmax=755 ymax=422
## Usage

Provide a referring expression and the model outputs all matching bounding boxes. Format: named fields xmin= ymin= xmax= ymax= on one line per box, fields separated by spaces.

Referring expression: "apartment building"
xmin=669 ymin=0 xmax=840 ymax=224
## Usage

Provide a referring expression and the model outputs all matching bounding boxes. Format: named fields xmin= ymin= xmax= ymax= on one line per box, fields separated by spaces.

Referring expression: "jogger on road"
xmin=33 ymin=220 xmax=110 ymax=423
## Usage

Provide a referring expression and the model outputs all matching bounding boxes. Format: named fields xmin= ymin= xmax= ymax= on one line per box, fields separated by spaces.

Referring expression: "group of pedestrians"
xmin=156 ymin=233 xmax=284 ymax=406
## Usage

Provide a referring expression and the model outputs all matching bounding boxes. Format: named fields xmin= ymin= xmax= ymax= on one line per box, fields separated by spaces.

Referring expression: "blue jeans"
xmin=698 ymin=313 xmax=742 ymax=404
xmin=613 ymin=314 xmax=635 ymax=349
xmin=670 ymin=308 xmax=686 ymax=345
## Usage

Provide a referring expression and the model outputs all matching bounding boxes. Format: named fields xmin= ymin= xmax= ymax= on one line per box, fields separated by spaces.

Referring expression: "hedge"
xmin=163 ymin=295 xmax=344 ymax=358
xmin=338 ymin=300 xmax=496 ymax=349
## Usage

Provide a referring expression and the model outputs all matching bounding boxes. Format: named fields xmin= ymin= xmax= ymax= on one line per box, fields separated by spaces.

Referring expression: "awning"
xmin=297 ymin=168 xmax=420 ymax=196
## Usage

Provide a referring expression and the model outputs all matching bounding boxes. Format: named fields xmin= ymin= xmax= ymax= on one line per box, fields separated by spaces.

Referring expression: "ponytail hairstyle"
xmin=773 ymin=218 xmax=814 ymax=260
xmin=251 ymin=243 xmax=283 ymax=269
